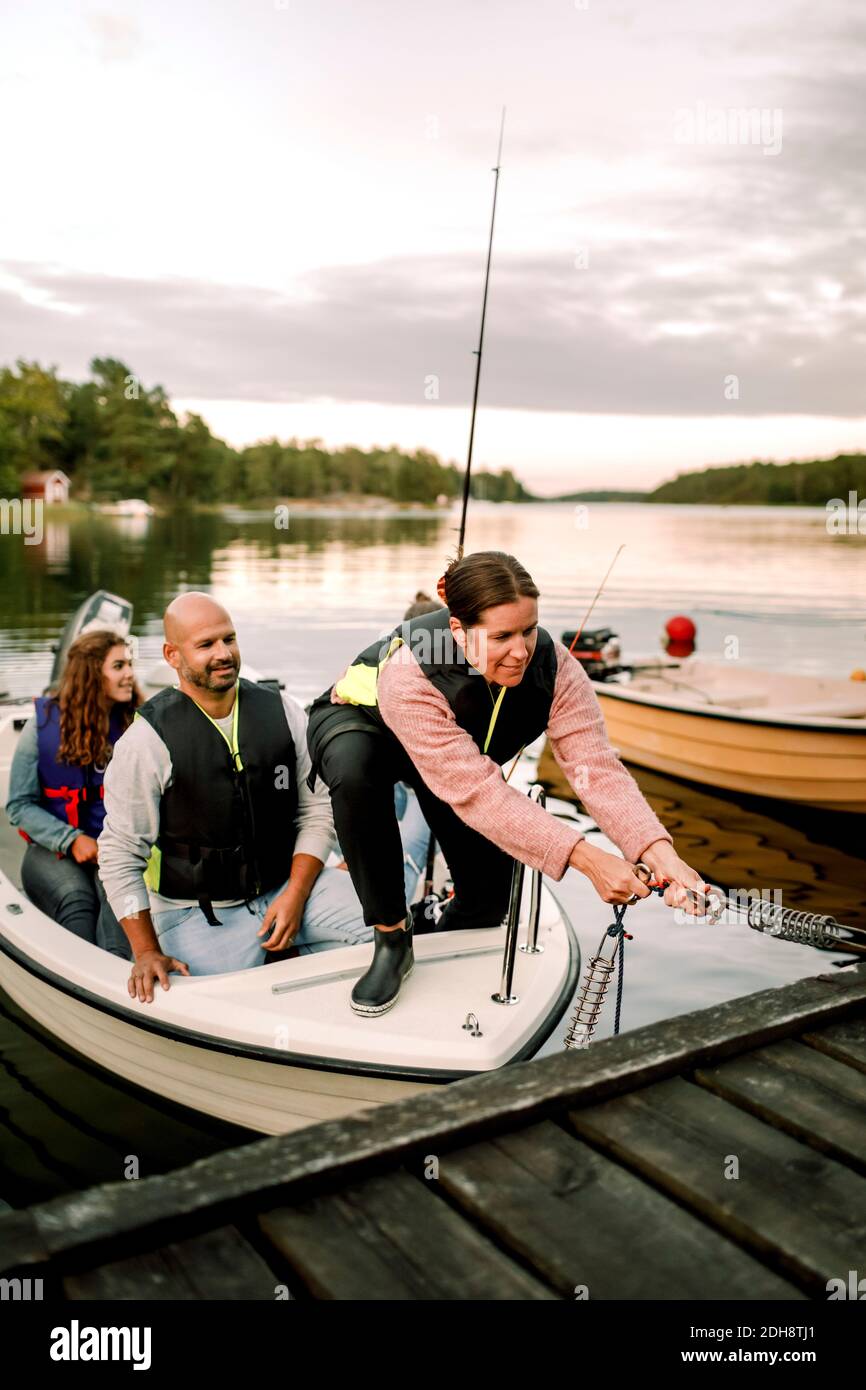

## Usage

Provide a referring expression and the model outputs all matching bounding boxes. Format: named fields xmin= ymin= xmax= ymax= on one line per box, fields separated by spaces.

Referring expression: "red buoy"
xmin=665 ymin=614 xmax=696 ymax=644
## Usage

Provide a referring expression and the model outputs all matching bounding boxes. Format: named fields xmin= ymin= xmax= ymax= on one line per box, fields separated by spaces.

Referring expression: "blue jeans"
xmin=152 ymin=785 xmax=430 ymax=976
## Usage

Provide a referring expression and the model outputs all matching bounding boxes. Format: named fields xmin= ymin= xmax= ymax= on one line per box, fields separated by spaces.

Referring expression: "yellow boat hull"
xmin=593 ymin=689 xmax=866 ymax=812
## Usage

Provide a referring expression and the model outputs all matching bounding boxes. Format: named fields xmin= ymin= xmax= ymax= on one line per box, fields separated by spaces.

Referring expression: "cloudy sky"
xmin=2 ymin=0 xmax=864 ymax=492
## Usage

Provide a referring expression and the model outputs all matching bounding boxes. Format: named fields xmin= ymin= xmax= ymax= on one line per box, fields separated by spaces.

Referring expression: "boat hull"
xmin=0 ymin=868 xmax=579 ymax=1137
xmin=593 ymin=687 xmax=866 ymax=811
xmin=0 ymin=950 xmax=433 ymax=1135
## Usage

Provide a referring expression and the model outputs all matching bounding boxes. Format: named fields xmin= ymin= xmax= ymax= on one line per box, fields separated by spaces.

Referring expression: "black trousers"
xmin=21 ymin=842 xmax=132 ymax=960
xmin=308 ymin=699 xmax=514 ymax=930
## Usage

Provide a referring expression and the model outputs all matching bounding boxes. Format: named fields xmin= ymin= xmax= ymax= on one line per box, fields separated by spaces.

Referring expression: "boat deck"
xmin=2 ymin=960 xmax=864 ymax=1300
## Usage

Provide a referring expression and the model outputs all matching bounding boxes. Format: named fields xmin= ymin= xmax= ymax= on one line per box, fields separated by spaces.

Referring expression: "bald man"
xmin=98 ymin=593 xmax=428 ymax=1003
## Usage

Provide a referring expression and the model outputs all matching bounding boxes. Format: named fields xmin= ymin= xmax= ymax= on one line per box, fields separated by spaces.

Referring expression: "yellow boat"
xmin=585 ymin=658 xmax=866 ymax=812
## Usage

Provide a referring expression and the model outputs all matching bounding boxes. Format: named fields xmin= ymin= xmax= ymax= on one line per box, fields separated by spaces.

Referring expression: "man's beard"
xmin=181 ymin=659 xmax=238 ymax=691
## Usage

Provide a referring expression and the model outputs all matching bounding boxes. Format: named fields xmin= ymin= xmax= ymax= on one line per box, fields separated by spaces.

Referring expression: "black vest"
xmin=324 ymin=607 xmax=557 ymax=766
xmin=137 ymin=678 xmax=298 ymax=920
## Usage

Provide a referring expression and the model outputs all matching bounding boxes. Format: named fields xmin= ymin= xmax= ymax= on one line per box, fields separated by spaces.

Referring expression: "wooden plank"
xmin=2 ymin=965 xmax=864 ymax=1275
xmin=64 ymin=1226 xmax=278 ymax=1300
xmin=0 ymin=1208 xmax=49 ymax=1271
xmin=567 ymin=1076 xmax=866 ymax=1294
xmin=693 ymin=1038 xmax=866 ymax=1173
xmin=259 ymin=1169 xmax=555 ymax=1300
xmin=433 ymin=1121 xmax=804 ymax=1300
xmin=802 ymin=1017 xmax=866 ymax=1074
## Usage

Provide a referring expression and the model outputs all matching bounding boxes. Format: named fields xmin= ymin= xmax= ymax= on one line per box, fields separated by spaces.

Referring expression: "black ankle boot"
xmin=350 ymin=914 xmax=414 ymax=1016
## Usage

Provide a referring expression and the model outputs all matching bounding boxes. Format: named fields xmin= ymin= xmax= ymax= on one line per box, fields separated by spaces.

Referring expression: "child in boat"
xmin=308 ymin=550 xmax=709 ymax=1017
xmin=5 ymin=629 xmax=137 ymax=958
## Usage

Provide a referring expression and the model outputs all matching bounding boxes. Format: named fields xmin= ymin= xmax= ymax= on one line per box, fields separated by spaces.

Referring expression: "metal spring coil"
xmin=563 ymin=953 xmax=617 ymax=1049
xmin=746 ymin=897 xmax=840 ymax=948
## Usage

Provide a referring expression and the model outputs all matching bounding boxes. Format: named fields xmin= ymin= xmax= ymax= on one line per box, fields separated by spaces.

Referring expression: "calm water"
xmin=1 ymin=501 xmax=864 ymax=1204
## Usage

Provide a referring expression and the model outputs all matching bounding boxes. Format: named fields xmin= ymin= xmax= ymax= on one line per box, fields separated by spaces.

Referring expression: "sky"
xmin=1 ymin=0 xmax=865 ymax=494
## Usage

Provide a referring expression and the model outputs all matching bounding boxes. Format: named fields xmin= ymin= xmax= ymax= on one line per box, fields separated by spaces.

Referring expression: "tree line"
xmin=645 ymin=455 xmax=866 ymax=505
xmin=0 ymin=358 xmax=532 ymax=505
xmin=553 ymin=455 xmax=866 ymax=505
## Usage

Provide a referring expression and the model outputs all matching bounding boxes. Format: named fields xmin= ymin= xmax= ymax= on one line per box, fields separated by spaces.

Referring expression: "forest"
xmin=0 ymin=358 xmax=532 ymax=505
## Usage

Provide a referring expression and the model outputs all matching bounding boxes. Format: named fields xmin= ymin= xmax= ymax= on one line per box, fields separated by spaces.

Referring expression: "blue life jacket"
xmin=34 ymin=696 xmax=130 ymax=839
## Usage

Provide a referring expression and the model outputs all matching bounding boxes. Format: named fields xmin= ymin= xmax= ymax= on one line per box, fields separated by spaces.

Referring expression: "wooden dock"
xmin=2 ymin=961 xmax=865 ymax=1301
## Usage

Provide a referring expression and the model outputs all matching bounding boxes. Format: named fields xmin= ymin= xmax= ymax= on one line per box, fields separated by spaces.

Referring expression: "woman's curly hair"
xmin=43 ymin=629 xmax=144 ymax=767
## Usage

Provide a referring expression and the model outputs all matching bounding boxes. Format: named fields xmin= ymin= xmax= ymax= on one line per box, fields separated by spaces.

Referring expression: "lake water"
xmin=1 ymin=501 xmax=864 ymax=1204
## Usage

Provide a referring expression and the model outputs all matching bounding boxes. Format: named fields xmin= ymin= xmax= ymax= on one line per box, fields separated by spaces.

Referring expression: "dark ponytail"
xmin=442 ymin=551 xmax=539 ymax=626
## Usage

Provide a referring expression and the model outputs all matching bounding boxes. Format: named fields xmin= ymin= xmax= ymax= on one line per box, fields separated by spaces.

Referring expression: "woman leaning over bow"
xmin=307 ymin=551 xmax=707 ymax=1017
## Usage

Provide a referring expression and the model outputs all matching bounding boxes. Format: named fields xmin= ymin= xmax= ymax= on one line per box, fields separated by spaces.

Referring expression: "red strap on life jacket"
xmin=44 ymin=786 xmax=82 ymax=829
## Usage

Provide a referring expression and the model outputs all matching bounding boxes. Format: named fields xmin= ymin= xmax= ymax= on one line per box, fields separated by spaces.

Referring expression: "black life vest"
xmin=311 ymin=606 xmax=557 ymax=772
xmin=136 ymin=678 xmax=298 ymax=923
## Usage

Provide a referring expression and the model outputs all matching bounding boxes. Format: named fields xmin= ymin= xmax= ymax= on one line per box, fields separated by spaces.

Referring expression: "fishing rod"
xmin=418 ymin=110 xmax=506 ymax=917
xmin=457 ymin=106 xmax=506 ymax=560
xmin=567 ymin=544 xmax=625 ymax=655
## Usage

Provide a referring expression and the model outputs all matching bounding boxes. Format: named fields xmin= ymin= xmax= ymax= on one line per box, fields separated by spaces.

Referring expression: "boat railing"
xmin=492 ymin=784 xmax=545 ymax=1005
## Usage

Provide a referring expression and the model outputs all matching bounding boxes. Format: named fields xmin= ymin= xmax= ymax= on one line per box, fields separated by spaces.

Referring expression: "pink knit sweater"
xmin=332 ymin=639 xmax=672 ymax=881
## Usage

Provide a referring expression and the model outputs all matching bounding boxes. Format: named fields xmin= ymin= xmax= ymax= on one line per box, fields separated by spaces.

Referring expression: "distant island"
xmin=546 ymin=489 xmax=650 ymax=502
xmin=545 ymin=454 xmax=866 ymax=505
xmin=2 ymin=357 xmax=863 ymax=508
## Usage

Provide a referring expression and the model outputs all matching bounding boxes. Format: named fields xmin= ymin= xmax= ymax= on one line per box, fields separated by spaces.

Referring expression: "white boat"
xmin=0 ymin=600 xmax=582 ymax=1136
xmin=0 ymin=857 xmax=579 ymax=1135
xmin=94 ymin=499 xmax=155 ymax=518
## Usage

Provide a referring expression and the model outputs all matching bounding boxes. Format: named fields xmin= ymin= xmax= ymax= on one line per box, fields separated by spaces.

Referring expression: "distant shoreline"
xmin=18 ymin=495 xmax=857 ymax=518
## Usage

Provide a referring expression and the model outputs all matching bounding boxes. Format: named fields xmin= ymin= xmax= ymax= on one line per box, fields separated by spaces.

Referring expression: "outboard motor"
xmin=48 ymin=590 xmax=133 ymax=688
xmin=560 ymin=626 xmax=622 ymax=682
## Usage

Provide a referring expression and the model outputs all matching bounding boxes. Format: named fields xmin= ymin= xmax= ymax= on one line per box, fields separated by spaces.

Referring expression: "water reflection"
xmin=0 ymin=501 xmax=863 ymax=1200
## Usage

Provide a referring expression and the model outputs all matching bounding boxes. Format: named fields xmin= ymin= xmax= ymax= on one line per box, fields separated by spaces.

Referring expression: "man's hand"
xmin=70 ymin=834 xmax=99 ymax=864
xmin=258 ymin=887 xmax=304 ymax=953
xmin=569 ymin=839 xmax=651 ymax=905
xmin=640 ymin=839 xmax=710 ymax=917
xmin=128 ymin=949 xmax=190 ymax=1003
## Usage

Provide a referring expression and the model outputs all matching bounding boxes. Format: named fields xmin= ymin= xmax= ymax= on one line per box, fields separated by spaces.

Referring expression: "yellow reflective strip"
xmin=143 ymin=843 xmax=161 ymax=892
xmin=333 ymin=636 xmax=404 ymax=707
xmin=194 ymin=685 xmax=243 ymax=770
xmin=383 ymin=636 xmax=404 ymax=661
xmin=483 ymin=685 xmax=507 ymax=755
xmin=334 ymin=662 xmax=381 ymax=706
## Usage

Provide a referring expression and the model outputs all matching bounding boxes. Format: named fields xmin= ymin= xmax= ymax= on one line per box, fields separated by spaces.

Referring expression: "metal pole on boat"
xmin=520 ymin=784 xmax=545 ymax=954
xmin=493 ymin=854 xmax=524 ymax=1005
xmin=457 ymin=107 xmax=505 ymax=560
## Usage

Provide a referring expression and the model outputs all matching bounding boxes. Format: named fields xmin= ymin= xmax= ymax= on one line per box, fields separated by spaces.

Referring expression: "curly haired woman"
xmin=6 ymin=629 xmax=140 ymax=957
